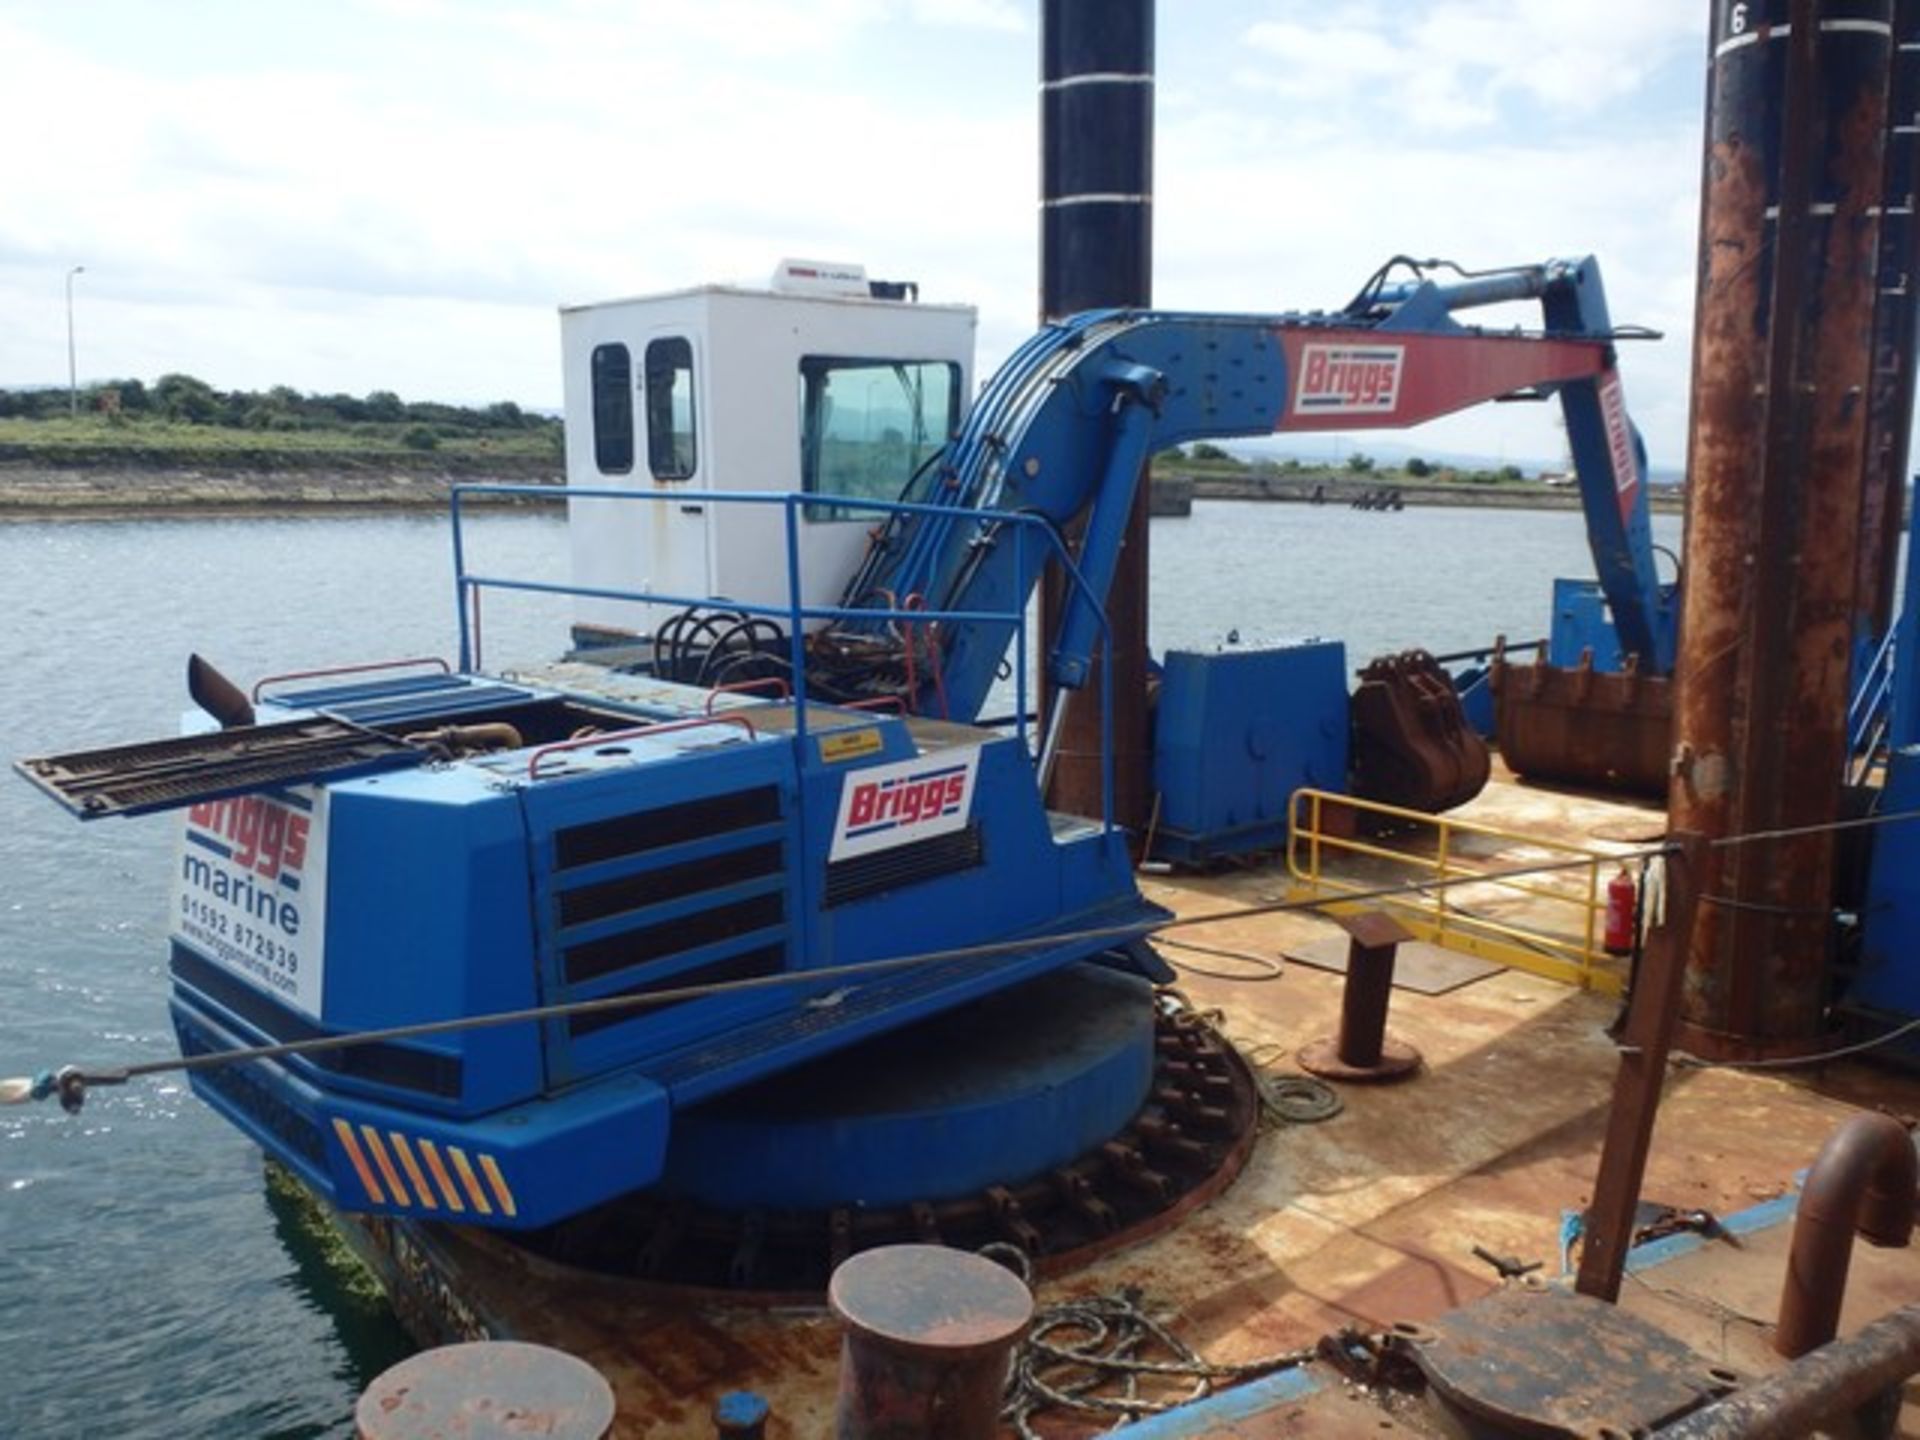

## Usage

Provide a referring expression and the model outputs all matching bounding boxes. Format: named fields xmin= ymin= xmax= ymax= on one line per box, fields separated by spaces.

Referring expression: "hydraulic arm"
xmin=823 ymin=256 xmax=1666 ymax=720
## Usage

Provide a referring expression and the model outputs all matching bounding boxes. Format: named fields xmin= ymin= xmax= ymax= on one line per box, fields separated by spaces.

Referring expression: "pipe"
xmin=402 ymin=722 xmax=525 ymax=755
xmin=1653 ymin=1302 xmax=1920 ymax=1440
xmin=1037 ymin=0 xmax=1154 ymax=829
xmin=1776 ymin=1111 xmax=1918 ymax=1358
xmin=1670 ymin=0 xmax=1895 ymax=1059
xmin=187 ymin=653 xmax=256 ymax=729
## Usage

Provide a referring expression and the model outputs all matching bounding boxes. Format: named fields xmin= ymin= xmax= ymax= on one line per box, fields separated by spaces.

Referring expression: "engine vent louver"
xmin=559 ymin=842 xmax=782 ymax=929
xmin=554 ymin=787 xmax=781 ymax=869
xmin=567 ymin=945 xmax=785 ymax=1039
xmin=562 ymin=891 xmax=786 ymax=986
xmin=825 ymin=825 xmax=984 ymax=906
xmin=539 ymin=784 xmax=791 ymax=1073
xmin=170 ymin=944 xmax=464 ymax=1098
xmin=175 ymin=1014 xmax=329 ymax=1170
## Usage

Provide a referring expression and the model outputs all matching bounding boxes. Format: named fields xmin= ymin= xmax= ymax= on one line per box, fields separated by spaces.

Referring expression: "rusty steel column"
xmin=1296 ymin=911 xmax=1422 ymax=1082
xmin=1670 ymin=0 xmax=1895 ymax=1060
xmin=1038 ymin=0 xmax=1154 ymax=827
xmin=1856 ymin=0 xmax=1920 ymax=644
xmin=1576 ymin=836 xmax=1706 ymax=1303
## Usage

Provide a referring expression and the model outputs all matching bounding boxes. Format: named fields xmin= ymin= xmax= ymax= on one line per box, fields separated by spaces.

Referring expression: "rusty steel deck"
xmin=337 ymin=773 xmax=1920 ymax=1438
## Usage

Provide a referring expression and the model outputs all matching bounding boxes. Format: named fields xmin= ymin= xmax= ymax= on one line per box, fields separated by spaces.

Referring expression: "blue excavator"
xmin=13 ymin=257 xmax=1669 ymax=1270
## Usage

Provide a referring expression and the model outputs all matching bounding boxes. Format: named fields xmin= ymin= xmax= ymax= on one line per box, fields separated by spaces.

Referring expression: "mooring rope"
xmin=1001 ymin=1287 xmax=1317 ymax=1440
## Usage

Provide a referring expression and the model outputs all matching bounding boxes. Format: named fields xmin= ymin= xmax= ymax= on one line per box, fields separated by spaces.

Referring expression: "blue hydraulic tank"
xmin=1149 ymin=641 xmax=1348 ymax=863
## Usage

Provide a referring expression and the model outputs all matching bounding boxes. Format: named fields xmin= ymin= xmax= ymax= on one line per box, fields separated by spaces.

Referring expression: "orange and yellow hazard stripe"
xmin=330 ymin=1118 xmax=518 ymax=1218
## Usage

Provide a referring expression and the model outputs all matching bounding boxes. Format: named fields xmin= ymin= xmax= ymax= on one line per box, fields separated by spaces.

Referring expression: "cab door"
xmin=638 ymin=333 xmax=710 ymax=617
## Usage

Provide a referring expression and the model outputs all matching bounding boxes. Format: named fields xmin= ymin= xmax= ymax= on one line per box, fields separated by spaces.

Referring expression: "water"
xmin=0 ymin=500 xmax=1676 ymax=1437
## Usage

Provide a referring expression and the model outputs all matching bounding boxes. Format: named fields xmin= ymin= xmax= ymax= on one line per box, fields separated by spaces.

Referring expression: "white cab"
xmin=559 ymin=271 xmax=976 ymax=645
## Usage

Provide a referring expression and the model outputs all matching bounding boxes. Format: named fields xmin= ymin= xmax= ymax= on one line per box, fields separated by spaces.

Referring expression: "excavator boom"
xmin=826 ymin=256 xmax=1666 ymax=720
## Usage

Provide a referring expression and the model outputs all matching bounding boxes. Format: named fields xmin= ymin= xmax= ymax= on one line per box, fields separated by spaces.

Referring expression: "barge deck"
xmin=337 ymin=767 xmax=1920 ymax=1438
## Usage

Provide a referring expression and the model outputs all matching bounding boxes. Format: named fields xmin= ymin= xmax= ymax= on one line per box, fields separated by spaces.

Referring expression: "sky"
xmin=0 ymin=1 xmax=1710 ymax=467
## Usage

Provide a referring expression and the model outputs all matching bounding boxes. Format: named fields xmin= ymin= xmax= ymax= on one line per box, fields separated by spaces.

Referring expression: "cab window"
xmin=590 ymin=343 xmax=633 ymax=475
xmin=645 ymin=338 xmax=697 ymax=481
xmin=799 ymin=358 xmax=959 ymax=520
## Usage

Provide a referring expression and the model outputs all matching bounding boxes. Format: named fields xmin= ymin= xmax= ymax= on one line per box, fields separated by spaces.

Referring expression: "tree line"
xmin=1171 ymin=442 xmax=1532 ymax=484
xmin=0 ymin=375 xmax=557 ymax=450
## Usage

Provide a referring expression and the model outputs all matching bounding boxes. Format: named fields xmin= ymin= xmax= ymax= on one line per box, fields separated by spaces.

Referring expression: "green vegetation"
xmin=0 ymin=376 xmax=562 ymax=468
xmin=1154 ymin=443 xmax=1540 ymax=488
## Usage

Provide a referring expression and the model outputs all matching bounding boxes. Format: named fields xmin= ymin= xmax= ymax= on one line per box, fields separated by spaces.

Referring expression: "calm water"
xmin=0 ymin=501 xmax=1677 ymax=1438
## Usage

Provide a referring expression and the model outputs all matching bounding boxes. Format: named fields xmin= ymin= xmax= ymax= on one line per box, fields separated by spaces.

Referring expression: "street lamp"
xmin=66 ymin=265 xmax=85 ymax=417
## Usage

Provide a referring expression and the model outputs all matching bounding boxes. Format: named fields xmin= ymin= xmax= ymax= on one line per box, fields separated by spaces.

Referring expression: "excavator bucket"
xmin=1490 ymin=649 xmax=1672 ymax=797
xmin=1349 ymin=650 xmax=1492 ymax=814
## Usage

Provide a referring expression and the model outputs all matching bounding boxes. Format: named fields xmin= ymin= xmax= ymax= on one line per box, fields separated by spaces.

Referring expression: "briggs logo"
xmin=829 ymin=749 xmax=981 ymax=862
xmin=1295 ymin=343 xmax=1404 ymax=415
xmin=847 ymin=771 xmax=966 ymax=830
xmin=1599 ymin=370 xmax=1639 ymax=512
xmin=185 ymin=793 xmax=311 ymax=888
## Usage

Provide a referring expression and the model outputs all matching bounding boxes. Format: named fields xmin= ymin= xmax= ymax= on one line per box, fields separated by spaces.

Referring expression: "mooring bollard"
xmin=1297 ymin=910 xmax=1423 ymax=1082
xmin=829 ymin=1243 xmax=1033 ymax=1440
xmin=355 ymin=1340 xmax=615 ymax=1440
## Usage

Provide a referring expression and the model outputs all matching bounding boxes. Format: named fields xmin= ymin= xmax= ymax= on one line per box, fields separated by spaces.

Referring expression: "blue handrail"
xmin=1848 ymin=617 xmax=1901 ymax=784
xmin=447 ymin=483 xmax=1117 ymax=833
xmin=1843 ymin=610 xmax=1904 ymax=791
xmin=1849 ymin=622 xmax=1899 ymax=743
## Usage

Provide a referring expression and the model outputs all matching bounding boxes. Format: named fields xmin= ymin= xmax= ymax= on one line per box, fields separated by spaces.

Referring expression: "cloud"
xmin=0 ymin=3 xmax=1715 ymax=465
xmin=909 ymin=0 xmax=1026 ymax=31
xmin=1242 ymin=1 xmax=1703 ymax=133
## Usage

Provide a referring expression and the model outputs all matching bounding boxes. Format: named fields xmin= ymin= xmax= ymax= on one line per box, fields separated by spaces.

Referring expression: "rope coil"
xmin=1002 ymin=1287 xmax=1315 ymax=1438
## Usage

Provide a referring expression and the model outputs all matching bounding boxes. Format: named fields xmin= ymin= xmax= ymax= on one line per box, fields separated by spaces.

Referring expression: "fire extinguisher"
xmin=1603 ymin=865 xmax=1637 ymax=957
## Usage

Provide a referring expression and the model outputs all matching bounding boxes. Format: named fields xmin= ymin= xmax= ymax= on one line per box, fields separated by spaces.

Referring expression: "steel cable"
xmin=14 ymin=805 xmax=1920 ymax=1105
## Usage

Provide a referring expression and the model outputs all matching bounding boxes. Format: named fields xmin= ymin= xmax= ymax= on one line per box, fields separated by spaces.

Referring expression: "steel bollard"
xmin=1298 ymin=910 xmax=1422 ymax=1082
xmin=714 ymin=1389 xmax=771 ymax=1438
xmin=829 ymin=1243 xmax=1033 ymax=1440
xmin=356 ymin=1340 xmax=615 ymax=1440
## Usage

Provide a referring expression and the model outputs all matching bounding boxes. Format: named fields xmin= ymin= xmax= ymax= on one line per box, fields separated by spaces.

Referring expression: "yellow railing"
xmin=1287 ymin=788 xmax=1627 ymax=996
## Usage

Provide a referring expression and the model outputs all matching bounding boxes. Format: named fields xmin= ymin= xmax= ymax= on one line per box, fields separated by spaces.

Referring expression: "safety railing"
xmin=446 ymin=484 xmax=1117 ymax=832
xmin=1286 ymin=787 xmax=1628 ymax=995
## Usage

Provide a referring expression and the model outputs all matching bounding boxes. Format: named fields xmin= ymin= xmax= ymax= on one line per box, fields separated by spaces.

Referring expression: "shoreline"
xmin=0 ymin=462 xmax=1683 ymax=520
xmin=0 ymin=462 xmax=562 ymax=521
xmin=1181 ymin=473 xmax=1685 ymax=513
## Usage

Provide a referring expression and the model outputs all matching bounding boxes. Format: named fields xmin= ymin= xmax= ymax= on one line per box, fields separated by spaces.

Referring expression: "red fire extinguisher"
xmin=1604 ymin=865 xmax=1637 ymax=957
